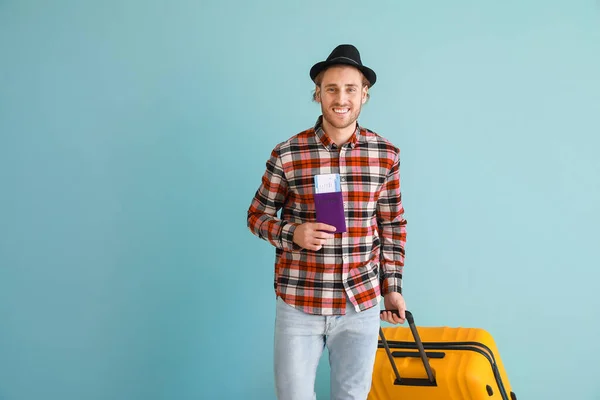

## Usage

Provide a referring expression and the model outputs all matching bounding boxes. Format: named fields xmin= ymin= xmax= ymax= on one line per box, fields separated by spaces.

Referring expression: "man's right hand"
xmin=292 ymin=223 xmax=337 ymax=251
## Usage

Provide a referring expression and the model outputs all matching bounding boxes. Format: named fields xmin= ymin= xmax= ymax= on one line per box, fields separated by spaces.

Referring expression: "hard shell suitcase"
xmin=368 ymin=311 xmax=517 ymax=400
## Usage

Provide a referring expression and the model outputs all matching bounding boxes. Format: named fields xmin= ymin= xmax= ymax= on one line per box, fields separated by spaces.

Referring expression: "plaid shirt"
xmin=247 ymin=116 xmax=407 ymax=316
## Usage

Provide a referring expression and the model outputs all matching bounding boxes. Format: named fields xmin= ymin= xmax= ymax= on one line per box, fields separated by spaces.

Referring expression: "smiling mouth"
xmin=333 ymin=108 xmax=350 ymax=115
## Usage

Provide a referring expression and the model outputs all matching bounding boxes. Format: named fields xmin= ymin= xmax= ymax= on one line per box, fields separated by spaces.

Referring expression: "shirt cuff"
xmin=280 ymin=222 xmax=301 ymax=252
xmin=381 ymin=272 xmax=403 ymax=296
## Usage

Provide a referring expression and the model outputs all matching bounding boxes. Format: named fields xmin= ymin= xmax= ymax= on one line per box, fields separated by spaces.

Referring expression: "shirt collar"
xmin=313 ymin=115 xmax=364 ymax=150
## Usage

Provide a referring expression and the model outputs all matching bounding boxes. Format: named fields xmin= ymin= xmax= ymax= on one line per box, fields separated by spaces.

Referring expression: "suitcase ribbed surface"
xmin=368 ymin=326 xmax=515 ymax=400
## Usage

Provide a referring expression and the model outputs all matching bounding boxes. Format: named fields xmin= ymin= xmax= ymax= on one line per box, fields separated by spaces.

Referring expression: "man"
xmin=247 ymin=44 xmax=407 ymax=400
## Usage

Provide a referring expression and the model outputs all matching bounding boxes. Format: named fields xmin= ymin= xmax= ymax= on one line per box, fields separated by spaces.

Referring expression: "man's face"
xmin=315 ymin=65 xmax=368 ymax=132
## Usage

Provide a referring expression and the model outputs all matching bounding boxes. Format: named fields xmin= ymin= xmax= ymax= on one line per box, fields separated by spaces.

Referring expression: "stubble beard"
xmin=322 ymin=104 xmax=362 ymax=131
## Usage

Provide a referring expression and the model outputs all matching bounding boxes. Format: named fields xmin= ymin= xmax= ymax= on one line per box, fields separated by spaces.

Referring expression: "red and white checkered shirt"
xmin=247 ymin=116 xmax=407 ymax=316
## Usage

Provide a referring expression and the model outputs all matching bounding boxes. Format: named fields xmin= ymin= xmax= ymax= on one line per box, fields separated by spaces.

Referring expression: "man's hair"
xmin=311 ymin=68 xmax=371 ymax=102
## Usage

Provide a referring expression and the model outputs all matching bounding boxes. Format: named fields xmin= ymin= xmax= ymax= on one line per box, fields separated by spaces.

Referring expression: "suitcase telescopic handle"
xmin=379 ymin=310 xmax=437 ymax=386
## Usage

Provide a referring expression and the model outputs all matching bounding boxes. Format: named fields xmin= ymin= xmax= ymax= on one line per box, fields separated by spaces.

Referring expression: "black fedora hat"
xmin=310 ymin=44 xmax=377 ymax=87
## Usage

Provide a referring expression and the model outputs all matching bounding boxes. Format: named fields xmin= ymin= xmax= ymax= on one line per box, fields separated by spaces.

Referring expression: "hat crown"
xmin=326 ymin=44 xmax=362 ymax=65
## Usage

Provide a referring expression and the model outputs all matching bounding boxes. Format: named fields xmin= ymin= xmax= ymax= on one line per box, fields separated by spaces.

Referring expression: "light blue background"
xmin=1 ymin=1 xmax=599 ymax=399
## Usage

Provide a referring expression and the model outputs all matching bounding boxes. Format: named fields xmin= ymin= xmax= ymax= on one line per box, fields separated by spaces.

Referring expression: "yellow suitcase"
xmin=368 ymin=311 xmax=517 ymax=400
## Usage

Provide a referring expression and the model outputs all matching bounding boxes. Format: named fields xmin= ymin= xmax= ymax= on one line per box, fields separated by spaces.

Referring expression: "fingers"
xmin=294 ymin=222 xmax=337 ymax=251
xmin=314 ymin=232 xmax=335 ymax=240
xmin=380 ymin=312 xmax=402 ymax=324
xmin=311 ymin=224 xmax=335 ymax=242
xmin=380 ymin=310 xmax=406 ymax=325
xmin=306 ymin=235 xmax=331 ymax=251
xmin=308 ymin=238 xmax=327 ymax=251
xmin=306 ymin=224 xmax=335 ymax=251
xmin=314 ymin=223 xmax=337 ymax=233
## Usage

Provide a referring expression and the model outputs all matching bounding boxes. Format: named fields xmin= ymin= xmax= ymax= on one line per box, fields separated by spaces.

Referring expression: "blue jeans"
xmin=274 ymin=296 xmax=381 ymax=400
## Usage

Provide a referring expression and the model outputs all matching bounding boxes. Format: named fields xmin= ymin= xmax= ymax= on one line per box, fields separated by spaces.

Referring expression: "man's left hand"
xmin=380 ymin=292 xmax=406 ymax=324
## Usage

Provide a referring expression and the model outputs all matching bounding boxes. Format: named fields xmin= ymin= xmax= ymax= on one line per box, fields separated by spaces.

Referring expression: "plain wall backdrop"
xmin=1 ymin=1 xmax=599 ymax=399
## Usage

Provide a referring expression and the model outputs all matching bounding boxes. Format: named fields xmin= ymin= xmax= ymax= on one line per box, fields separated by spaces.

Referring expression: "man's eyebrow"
xmin=323 ymin=83 xmax=359 ymax=87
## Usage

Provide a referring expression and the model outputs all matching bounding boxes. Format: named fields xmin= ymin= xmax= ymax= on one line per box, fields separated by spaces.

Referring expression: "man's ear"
xmin=315 ymin=86 xmax=321 ymax=103
xmin=361 ymin=86 xmax=368 ymax=104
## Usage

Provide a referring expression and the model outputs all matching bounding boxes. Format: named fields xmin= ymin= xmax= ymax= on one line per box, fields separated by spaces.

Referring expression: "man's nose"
xmin=336 ymin=91 xmax=348 ymax=104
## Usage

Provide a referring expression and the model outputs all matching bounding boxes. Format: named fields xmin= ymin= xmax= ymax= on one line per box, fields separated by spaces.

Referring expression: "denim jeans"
xmin=274 ymin=296 xmax=381 ymax=400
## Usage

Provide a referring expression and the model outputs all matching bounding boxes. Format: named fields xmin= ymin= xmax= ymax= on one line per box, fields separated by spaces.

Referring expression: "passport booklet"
xmin=314 ymin=173 xmax=347 ymax=233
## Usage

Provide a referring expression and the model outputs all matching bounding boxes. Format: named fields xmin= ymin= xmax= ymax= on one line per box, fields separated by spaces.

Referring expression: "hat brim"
xmin=310 ymin=58 xmax=377 ymax=87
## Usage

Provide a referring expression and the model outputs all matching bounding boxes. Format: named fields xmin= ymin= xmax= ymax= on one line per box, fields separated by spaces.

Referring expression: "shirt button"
xmin=341 ymin=177 xmax=346 ymax=182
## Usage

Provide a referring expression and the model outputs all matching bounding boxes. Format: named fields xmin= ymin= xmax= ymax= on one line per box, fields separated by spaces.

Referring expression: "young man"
xmin=247 ymin=44 xmax=407 ymax=400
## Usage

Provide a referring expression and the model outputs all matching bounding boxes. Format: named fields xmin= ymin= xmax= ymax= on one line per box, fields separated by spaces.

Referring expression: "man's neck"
xmin=322 ymin=119 xmax=357 ymax=147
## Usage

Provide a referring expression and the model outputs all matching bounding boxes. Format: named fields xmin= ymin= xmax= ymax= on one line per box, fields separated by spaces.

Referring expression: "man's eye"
xmin=327 ymin=88 xmax=335 ymax=93
xmin=348 ymin=88 xmax=357 ymax=92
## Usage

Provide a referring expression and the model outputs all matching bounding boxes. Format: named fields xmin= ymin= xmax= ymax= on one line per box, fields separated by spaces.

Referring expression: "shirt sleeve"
xmin=247 ymin=146 xmax=301 ymax=252
xmin=376 ymin=150 xmax=407 ymax=295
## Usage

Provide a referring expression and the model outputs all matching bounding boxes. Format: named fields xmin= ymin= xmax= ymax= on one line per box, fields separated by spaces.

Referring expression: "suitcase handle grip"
xmin=379 ymin=310 xmax=437 ymax=386
xmin=406 ymin=311 xmax=414 ymax=324
xmin=379 ymin=309 xmax=414 ymax=323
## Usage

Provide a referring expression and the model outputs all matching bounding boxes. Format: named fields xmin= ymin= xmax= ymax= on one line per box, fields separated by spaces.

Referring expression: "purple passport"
xmin=314 ymin=191 xmax=347 ymax=233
